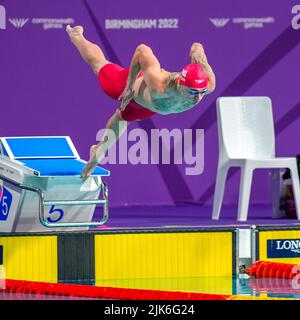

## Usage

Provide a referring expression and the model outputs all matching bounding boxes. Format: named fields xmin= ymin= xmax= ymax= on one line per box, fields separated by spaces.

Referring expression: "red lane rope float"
xmin=247 ymin=261 xmax=300 ymax=279
xmin=247 ymin=277 xmax=300 ymax=293
xmin=0 ymin=279 xmax=229 ymax=300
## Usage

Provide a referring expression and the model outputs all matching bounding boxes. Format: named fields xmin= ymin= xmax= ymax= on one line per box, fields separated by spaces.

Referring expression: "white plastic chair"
xmin=212 ymin=96 xmax=300 ymax=221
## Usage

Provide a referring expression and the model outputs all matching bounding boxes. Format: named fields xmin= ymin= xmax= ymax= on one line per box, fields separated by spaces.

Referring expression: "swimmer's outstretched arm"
xmin=189 ymin=43 xmax=216 ymax=94
xmin=118 ymin=44 xmax=164 ymax=110
xmin=81 ymin=110 xmax=127 ymax=177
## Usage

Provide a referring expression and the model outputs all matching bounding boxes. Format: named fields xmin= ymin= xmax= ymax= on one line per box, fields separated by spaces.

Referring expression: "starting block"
xmin=0 ymin=136 xmax=110 ymax=232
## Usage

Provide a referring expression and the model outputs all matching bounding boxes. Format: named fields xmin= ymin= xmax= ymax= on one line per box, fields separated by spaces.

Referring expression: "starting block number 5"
xmin=1 ymin=197 xmax=9 ymax=217
xmin=47 ymin=205 xmax=64 ymax=223
xmin=0 ymin=187 xmax=12 ymax=221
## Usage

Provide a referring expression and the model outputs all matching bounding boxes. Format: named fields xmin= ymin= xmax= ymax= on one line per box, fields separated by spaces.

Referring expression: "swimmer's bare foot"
xmin=66 ymin=25 xmax=84 ymax=44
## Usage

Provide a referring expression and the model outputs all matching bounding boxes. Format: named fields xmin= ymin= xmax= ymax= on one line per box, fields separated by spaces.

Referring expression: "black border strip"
xmin=256 ymin=226 xmax=300 ymax=232
xmin=0 ymin=226 xmax=237 ymax=237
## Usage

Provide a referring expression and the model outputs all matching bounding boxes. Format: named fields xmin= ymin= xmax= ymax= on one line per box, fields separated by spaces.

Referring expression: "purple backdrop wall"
xmin=1 ymin=0 xmax=300 ymax=206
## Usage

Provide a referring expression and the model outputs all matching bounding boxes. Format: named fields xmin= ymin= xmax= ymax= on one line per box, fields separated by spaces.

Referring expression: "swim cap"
xmin=179 ymin=64 xmax=209 ymax=89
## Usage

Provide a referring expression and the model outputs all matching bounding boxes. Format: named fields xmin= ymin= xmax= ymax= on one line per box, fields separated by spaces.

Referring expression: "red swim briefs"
xmin=98 ymin=63 xmax=156 ymax=121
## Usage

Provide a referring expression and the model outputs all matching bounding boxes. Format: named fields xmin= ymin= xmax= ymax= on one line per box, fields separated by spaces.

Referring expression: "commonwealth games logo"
xmin=209 ymin=18 xmax=230 ymax=28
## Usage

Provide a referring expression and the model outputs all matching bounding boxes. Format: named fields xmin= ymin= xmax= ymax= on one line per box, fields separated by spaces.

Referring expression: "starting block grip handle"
xmin=43 ymin=199 xmax=106 ymax=206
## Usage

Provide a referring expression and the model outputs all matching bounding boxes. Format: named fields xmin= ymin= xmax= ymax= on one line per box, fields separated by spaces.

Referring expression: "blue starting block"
xmin=0 ymin=136 xmax=110 ymax=232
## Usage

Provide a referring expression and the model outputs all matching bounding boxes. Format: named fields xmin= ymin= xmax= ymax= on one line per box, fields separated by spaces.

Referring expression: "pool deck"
xmin=91 ymin=204 xmax=300 ymax=231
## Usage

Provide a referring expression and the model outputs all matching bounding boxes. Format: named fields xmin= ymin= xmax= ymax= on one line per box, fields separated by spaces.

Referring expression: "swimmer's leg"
xmin=66 ymin=25 xmax=110 ymax=75
xmin=81 ymin=109 xmax=128 ymax=177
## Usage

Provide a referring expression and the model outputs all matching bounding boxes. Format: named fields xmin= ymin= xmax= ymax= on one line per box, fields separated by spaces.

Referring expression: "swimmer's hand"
xmin=81 ymin=145 xmax=98 ymax=178
xmin=118 ymin=85 xmax=134 ymax=111
xmin=81 ymin=160 xmax=98 ymax=178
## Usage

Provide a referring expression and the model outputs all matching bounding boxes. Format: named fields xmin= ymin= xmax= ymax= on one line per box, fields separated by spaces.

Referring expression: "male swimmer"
xmin=66 ymin=25 xmax=216 ymax=177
